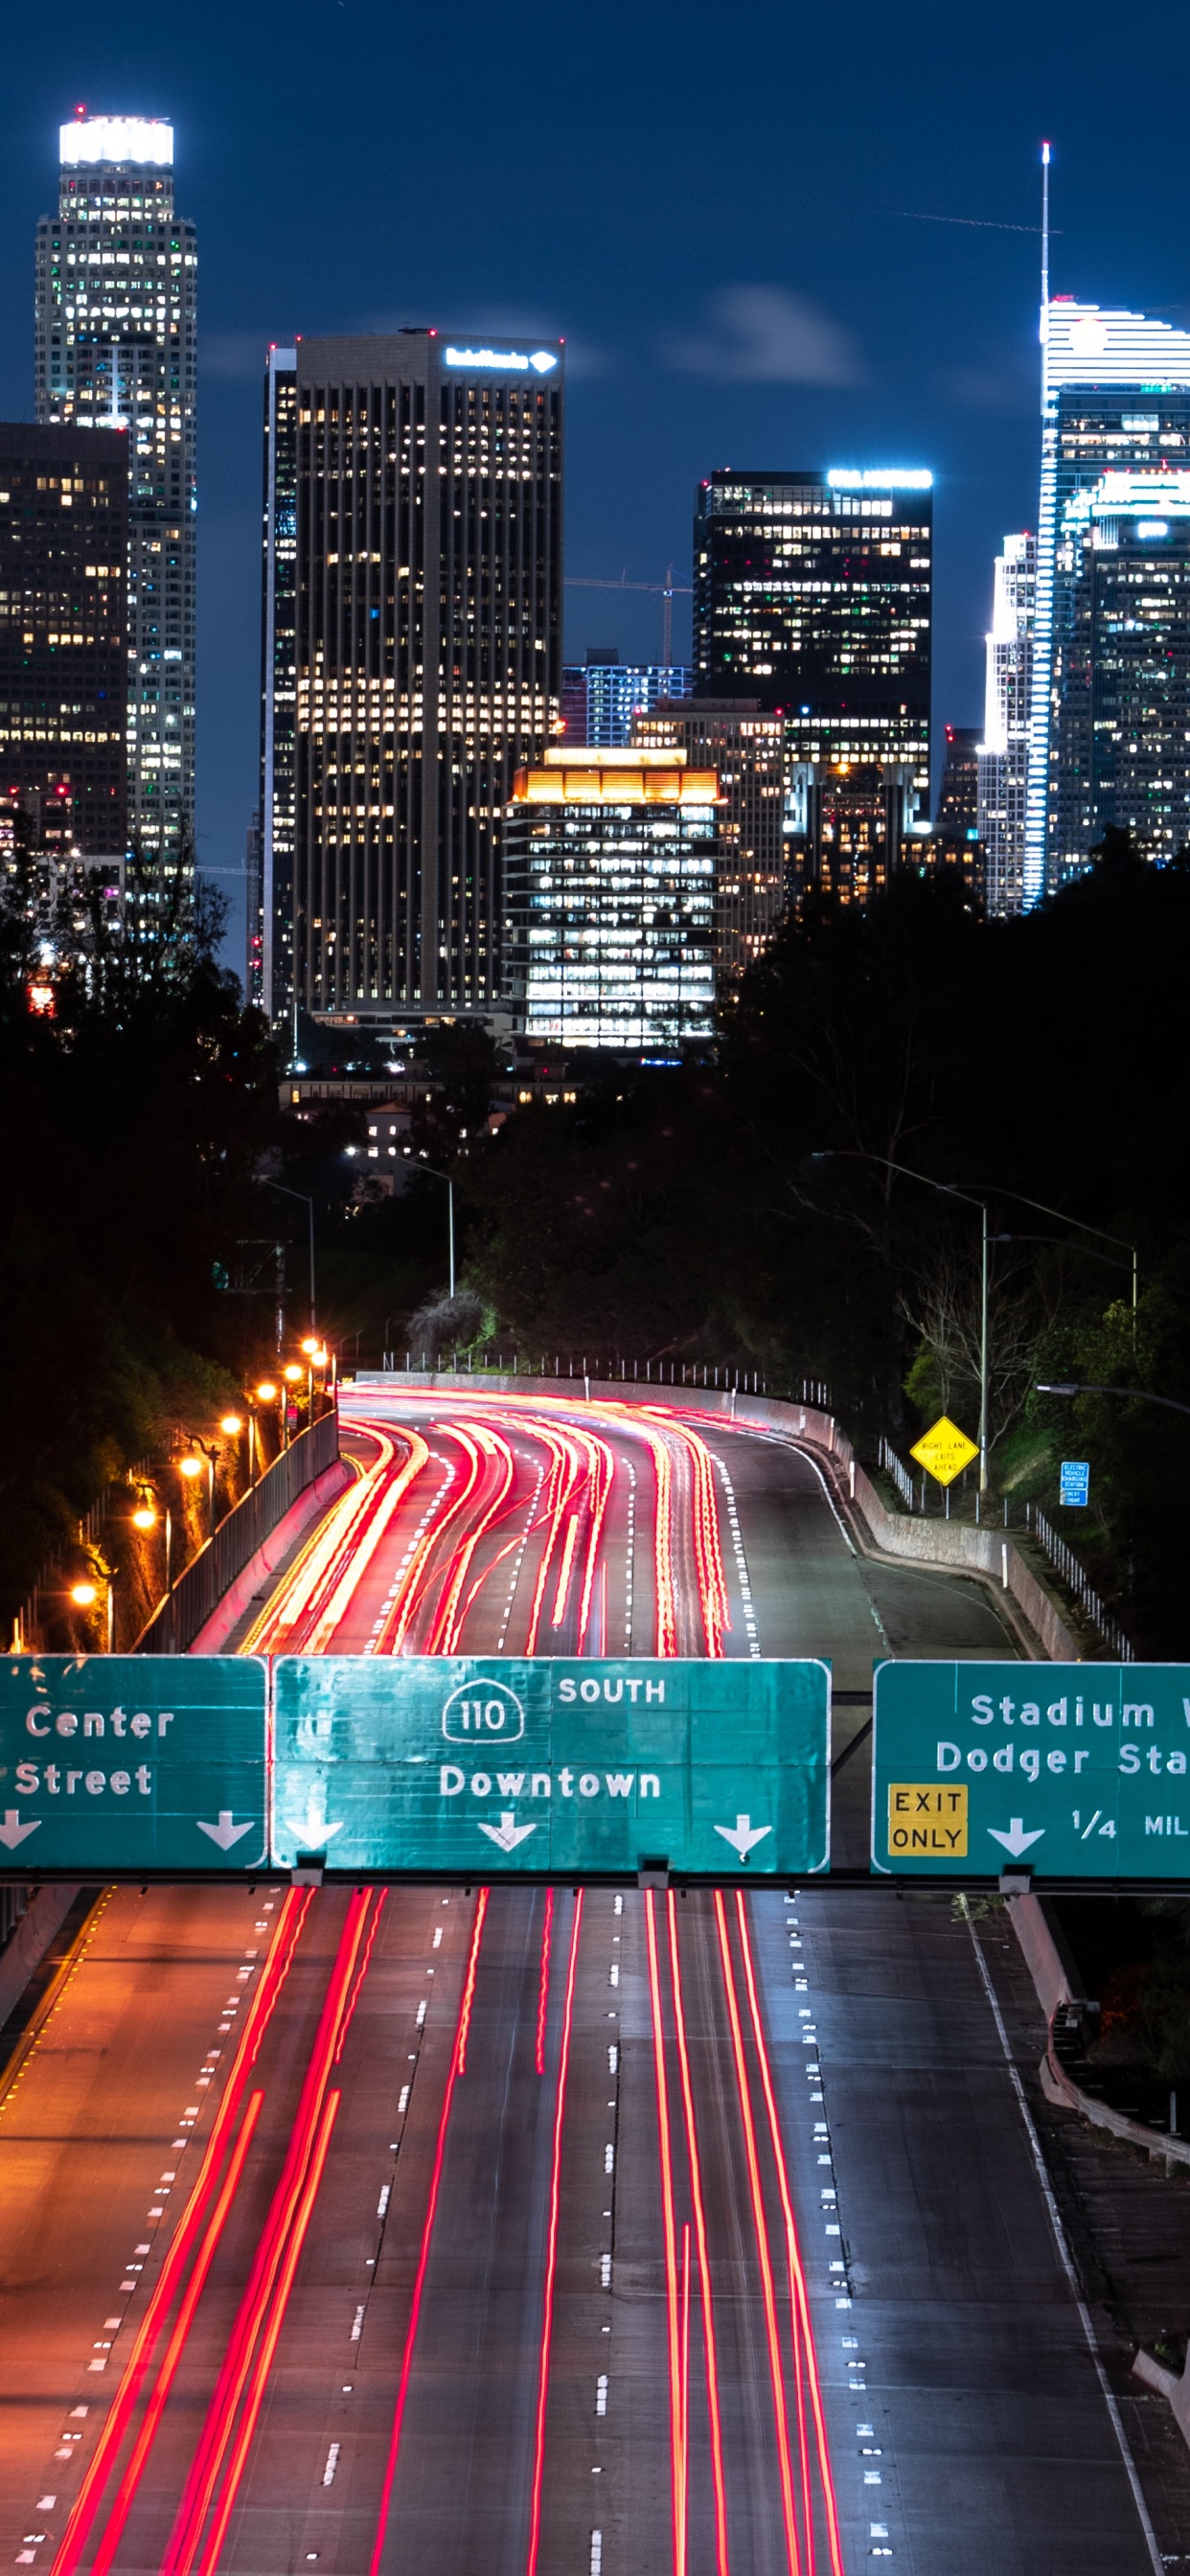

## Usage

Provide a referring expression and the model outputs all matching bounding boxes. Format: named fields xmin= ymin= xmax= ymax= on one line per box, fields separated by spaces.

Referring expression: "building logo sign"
xmin=827 ymin=468 xmax=932 ymax=491
xmin=443 ymin=346 xmax=559 ymax=374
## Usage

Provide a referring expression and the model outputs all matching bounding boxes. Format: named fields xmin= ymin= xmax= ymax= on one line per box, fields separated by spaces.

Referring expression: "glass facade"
xmin=976 ymin=533 xmax=1035 ymax=917
xmin=261 ymin=333 xmax=562 ymax=1025
xmin=1052 ymin=474 xmax=1190 ymax=863
xmin=632 ymin=698 xmax=784 ymax=980
xmin=256 ymin=349 xmax=298 ymax=1022
xmin=505 ymin=748 xmax=716 ymax=1046
xmin=561 ymin=656 xmax=692 ymax=746
xmin=34 ymin=114 xmax=195 ymax=881
xmin=693 ymin=468 xmax=932 ymax=845
xmin=0 ymin=423 xmax=127 ymax=860
xmin=1024 ymin=301 xmax=1190 ymax=899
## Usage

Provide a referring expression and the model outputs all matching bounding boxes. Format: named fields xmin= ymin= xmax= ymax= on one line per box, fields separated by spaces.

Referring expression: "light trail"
xmin=194 ymin=2090 xmax=342 ymax=2576
xmin=535 ymin=1887 xmax=554 ymax=2077
xmin=667 ymin=1892 xmax=731 ymax=2576
xmin=525 ymin=1891 xmax=584 ymax=2576
xmin=713 ymin=1891 xmax=804 ymax=2576
xmin=427 ymin=1424 xmax=516 ymax=1651
xmin=645 ymin=1889 xmax=687 ymax=2576
xmin=455 ymin=1885 xmax=490 ymax=2077
xmin=368 ymin=1892 xmax=488 ymax=2576
xmin=48 ymin=1888 xmax=312 ymax=2576
xmin=85 ymin=2093 xmax=265 ymax=2576
xmin=164 ymin=1892 xmax=377 ymax=2575
xmin=734 ymin=1895 xmax=846 ymax=2576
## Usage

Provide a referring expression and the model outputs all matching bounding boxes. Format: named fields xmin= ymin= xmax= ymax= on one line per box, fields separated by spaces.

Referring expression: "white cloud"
xmin=665 ymin=285 xmax=865 ymax=386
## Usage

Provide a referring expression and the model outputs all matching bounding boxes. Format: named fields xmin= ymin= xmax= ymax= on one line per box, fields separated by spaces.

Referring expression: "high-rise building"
xmin=561 ymin=651 xmax=692 ymax=746
xmin=1024 ymin=301 xmax=1190 ymax=899
xmin=632 ymin=697 xmax=784 ymax=978
xmin=1052 ymin=473 xmax=1190 ymax=864
xmin=785 ymin=759 xmax=920 ymax=908
xmin=258 ymin=331 xmax=562 ymax=1032
xmin=0 ymin=421 xmax=127 ymax=860
xmin=35 ymin=114 xmax=195 ymax=880
xmin=693 ymin=467 xmax=932 ymax=839
xmin=504 ymin=745 xmax=716 ymax=1046
xmin=976 ymin=533 xmax=1035 ymax=917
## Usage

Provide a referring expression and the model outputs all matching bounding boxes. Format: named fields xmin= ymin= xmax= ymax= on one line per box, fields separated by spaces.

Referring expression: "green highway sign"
xmin=0 ymin=1657 xmax=268 ymax=1872
xmin=874 ymin=1660 xmax=1190 ymax=1878
xmin=272 ymin=1657 xmax=830 ymax=1878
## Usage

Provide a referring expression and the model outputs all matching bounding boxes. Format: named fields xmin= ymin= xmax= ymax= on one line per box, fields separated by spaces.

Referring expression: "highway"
xmin=0 ymin=1388 xmax=1162 ymax=2573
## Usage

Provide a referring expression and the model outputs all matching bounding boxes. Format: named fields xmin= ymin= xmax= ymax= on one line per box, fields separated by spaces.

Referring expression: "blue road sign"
xmin=272 ymin=1656 xmax=830 ymax=1877
xmin=0 ymin=1657 xmax=268 ymax=1871
xmin=1060 ymin=1460 xmax=1090 ymax=1507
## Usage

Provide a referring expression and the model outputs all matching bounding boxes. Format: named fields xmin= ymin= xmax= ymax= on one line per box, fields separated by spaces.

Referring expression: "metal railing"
xmin=138 ymin=1408 xmax=340 ymax=1654
xmin=878 ymin=1436 xmax=916 ymax=1509
xmin=378 ymin=1352 xmax=835 ymax=1405
xmin=1025 ymin=1502 xmax=1134 ymax=1662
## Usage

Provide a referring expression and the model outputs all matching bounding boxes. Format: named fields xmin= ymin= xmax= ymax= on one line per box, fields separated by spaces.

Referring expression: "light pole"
xmin=262 ymin=1179 xmax=316 ymax=1333
xmin=1037 ymin=1381 xmax=1190 ymax=1419
xmin=813 ymin=1151 xmax=991 ymax=1494
xmin=179 ymin=1438 xmax=217 ymax=1541
xmin=70 ymin=1573 xmax=114 ymax=1653
xmin=403 ymin=1151 xmax=455 ymax=1299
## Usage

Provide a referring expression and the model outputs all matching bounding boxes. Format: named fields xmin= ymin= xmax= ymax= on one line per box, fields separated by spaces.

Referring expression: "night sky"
xmin=0 ymin=0 xmax=1183 ymax=965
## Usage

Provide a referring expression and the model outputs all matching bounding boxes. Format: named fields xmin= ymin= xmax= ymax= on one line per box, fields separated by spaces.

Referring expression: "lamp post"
xmin=1037 ymin=1380 xmax=1190 ymax=1419
xmin=179 ymin=1438 xmax=217 ymax=1540
xmin=70 ymin=1573 xmax=114 ymax=1654
xmin=262 ymin=1180 xmax=316 ymax=1333
xmin=402 ymin=1151 xmax=455 ymax=1299
xmin=132 ymin=1486 xmax=173 ymax=1644
xmin=813 ymin=1150 xmax=990 ymax=1495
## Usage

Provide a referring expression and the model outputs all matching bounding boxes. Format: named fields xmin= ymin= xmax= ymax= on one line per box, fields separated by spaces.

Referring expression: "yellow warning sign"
xmin=887 ymin=1783 xmax=969 ymax=1858
xmin=908 ymin=1415 xmax=979 ymax=1487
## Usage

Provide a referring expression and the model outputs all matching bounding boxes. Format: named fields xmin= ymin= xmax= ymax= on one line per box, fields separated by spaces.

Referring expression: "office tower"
xmin=927 ymin=723 xmax=982 ymax=897
xmin=632 ymin=696 xmax=784 ymax=978
xmin=504 ymin=745 xmax=716 ymax=1046
xmin=1024 ymin=301 xmax=1190 ymax=899
xmin=1053 ymin=478 xmax=1190 ymax=863
xmin=693 ymin=468 xmax=932 ymax=845
xmin=258 ymin=346 xmax=298 ymax=1024
xmin=35 ymin=115 xmax=195 ymax=882
xmin=244 ymin=807 xmax=263 ymax=1003
xmin=561 ymin=650 xmax=692 ymax=746
xmin=0 ymin=422 xmax=127 ymax=862
xmin=258 ymin=331 xmax=562 ymax=1031
xmin=784 ymin=760 xmax=919 ymax=907
xmin=976 ymin=533 xmax=1035 ymax=916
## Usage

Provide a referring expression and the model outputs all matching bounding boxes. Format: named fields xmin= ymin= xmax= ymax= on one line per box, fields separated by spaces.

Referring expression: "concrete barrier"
xmin=0 ymin=1882 xmax=83 ymax=2031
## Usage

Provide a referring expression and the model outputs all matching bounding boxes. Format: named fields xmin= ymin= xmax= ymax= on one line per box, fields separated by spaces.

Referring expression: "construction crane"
xmin=563 ymin=564 xmax=692 ymax=666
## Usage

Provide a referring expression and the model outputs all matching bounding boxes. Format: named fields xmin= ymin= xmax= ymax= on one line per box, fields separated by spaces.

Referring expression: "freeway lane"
xmin=0 ymin=1386 xmax=1164 ymax=2575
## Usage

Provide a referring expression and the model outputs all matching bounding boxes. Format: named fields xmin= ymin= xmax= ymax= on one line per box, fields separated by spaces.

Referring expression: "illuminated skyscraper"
xmin=693 ymin=468 xmax=932 ymax=844
xmin=504 ymin=746 xmax=716 ymax=1046
xmin=35 ymin=114 xmax=196 ymax=877
xmin=632 ymin=697 xmax=784 ymax=979
xmin=561 ymin=651 xmax=692 ymax=745
xmin=1052 ymin=475 xmax=1190 ymax=864
xmin=0 ymin=421 xmax=127 ymax=861
xmin=1024 ymin=300 xmax=1190 ymax=899
xmin=259 ymin=332 xmax=562 ymax=1030
xmin=976 ymin=533 xmax=1034 ymax=917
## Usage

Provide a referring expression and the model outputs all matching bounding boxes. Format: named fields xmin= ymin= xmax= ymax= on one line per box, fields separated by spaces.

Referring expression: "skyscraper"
xmin=504 ymin=746 xmax=716 ymax=1046
xmin=693 ymin=468 xmax=932 ymax=840
xmin=632 ymin=697 xmax=784 ymax=979
xmin=561 ymin=651 xmax=692 ymax=746
xmin=259 ymin=332 xmax=562 ymax=1031
xmin=1052 ymin=475 xmax=1190 ymax=864
xmin=1024 ymin=301 xmax=1190 ymax=899
xmin=35 ymin=113 xmax=196 ymax=878
xmin=0 ymin=421 xmax=127 ymax=860
xmin=976 ymin=533 xmax=1034 ymax=917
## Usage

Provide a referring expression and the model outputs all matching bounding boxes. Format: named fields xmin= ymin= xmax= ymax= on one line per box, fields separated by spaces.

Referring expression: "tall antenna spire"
xmin=1040 ymin=141 xmax=1051 ymax=413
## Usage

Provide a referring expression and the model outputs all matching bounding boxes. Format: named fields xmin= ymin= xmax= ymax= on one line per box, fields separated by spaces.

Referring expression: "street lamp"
xmin=262 ymin=1179 xmax=316 ymax=1333
xmin=179 ymin=1438 xmax=217 ymax=1540
xmin=70 ymin=1575 xmax=114 ymax=1654
xmin=1037 ymin=1380 xmax=1190 ymax=1420
xmin=402 ymin=1150 xmax=455 ymax=1299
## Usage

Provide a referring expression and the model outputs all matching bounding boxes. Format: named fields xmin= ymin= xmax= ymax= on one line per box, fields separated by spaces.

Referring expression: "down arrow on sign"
xmin=196 ymin=1812 xmax=256 ymax=1852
